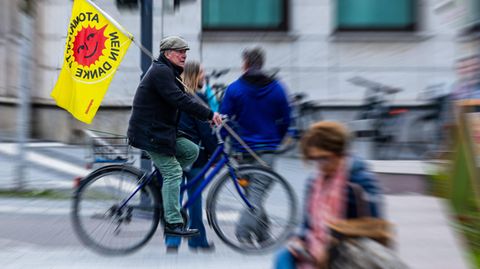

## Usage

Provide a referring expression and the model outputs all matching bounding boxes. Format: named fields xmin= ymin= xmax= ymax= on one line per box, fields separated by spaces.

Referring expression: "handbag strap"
xmin=347 ymin=182 xmax=371 ymax=218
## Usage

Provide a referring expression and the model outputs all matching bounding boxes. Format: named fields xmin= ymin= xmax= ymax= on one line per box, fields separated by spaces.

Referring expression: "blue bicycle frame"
xmin=118 ymin=141 xmax=254 ymax=211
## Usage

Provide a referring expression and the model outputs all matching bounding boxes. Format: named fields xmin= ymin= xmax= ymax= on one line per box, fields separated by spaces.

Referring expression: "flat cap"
xmin=160 ymin=36 xmax=190 ymax=51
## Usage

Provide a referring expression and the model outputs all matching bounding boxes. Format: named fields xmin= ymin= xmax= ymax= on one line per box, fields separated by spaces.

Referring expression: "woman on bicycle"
xmin=165 ymin=61 xmax=217 ymax=252
xmin=274 ymin=121 xmax=383 ymax=269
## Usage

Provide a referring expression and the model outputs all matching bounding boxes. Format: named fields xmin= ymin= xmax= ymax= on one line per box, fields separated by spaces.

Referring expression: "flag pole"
xmin=132 ymin=38 xmax=154 ymax=61
xmin=87 ymin=0 xmax=156 ymax=64
xmin=85 ymin=0 xmax=133 ymax=39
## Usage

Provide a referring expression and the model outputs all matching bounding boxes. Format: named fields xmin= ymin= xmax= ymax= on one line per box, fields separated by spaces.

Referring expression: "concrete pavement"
xmin=0 ymin=142 xmax=473 ymax=269
xmin=0 ymin=195 xmax=470 ymax=269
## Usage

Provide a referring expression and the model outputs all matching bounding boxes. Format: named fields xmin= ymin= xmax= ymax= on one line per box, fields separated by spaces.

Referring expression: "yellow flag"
xmin=51 ymin=0 xmax=132 ymax=124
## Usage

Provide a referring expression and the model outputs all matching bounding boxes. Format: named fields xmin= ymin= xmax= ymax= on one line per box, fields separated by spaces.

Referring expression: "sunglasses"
xmin=306 ymin=154 xmax=335 ymax=163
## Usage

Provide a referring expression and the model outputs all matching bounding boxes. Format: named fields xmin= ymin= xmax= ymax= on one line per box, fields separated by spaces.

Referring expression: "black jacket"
xmin=178 ymin=93 xmax=218 ymax=166
xmin=127 ymin=54 xmax=213 ymax=155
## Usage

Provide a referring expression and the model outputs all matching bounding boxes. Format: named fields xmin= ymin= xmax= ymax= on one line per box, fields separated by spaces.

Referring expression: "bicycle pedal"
xmin=237 ymin=236 xmax=253 ymax=245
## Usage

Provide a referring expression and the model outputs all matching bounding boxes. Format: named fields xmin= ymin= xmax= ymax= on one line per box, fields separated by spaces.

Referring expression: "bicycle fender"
xmin=79 ymin=165 xmax=144 ymax=186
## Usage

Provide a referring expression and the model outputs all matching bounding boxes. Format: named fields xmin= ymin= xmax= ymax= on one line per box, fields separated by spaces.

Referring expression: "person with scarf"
xmin=274 ymin=121 xmax=383 ymax=269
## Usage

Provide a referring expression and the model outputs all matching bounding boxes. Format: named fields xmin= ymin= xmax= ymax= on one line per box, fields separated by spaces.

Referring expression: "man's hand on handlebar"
xmin=211 ymin=112 xmax=223 ymax=126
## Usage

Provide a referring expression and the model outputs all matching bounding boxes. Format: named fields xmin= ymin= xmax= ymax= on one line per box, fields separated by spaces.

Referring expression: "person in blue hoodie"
xmin=220 ymin=46 xmax=291 ymax=245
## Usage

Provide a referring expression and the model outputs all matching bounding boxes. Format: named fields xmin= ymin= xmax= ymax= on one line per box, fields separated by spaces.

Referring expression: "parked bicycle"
xmin=408 ymin=83 xmax=451 ymax=158
xmin=205 ymin=68 xmax=229 ymax=110
xmin=348 ymin=76 xmax=408 ymax=159
xmin=71 ymin=117 xmax=298 ymax=255
xmin=276 ymin=92 xmax=322 ymax=154
xmin=349 ymin=77 xmax=453 ymax=159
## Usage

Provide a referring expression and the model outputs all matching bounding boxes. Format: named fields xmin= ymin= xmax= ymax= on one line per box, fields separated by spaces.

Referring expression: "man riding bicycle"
xmin=128 ymin=36 xmax=222 ymax=237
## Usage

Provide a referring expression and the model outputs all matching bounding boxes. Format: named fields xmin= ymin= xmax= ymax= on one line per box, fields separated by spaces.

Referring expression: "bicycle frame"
xmin=118 ymin=141 xmax=254 ymax=212
xmin=180 ymin=143 xmax=253 ymax=209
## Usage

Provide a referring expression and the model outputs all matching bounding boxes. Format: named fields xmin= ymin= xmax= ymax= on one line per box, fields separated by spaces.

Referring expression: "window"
xmin=202 ymin=0 xmax=288 ymax=31
xmin=471 ymin=0 xmax=480 ymax=30
xmin=336 ymin=0 xmax=416 ymax=31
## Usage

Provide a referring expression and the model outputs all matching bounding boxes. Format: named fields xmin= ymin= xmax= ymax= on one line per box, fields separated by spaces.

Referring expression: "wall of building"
xmin=0 ymin=0 xmax=27 ymax=139
xmin=0 ymin=0 xmax=478 ymax=142
xmin=196 ymin=0 xmax=460 ymax=104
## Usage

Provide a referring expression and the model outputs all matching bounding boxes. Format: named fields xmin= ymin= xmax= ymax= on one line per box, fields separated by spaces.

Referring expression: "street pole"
xmin=15 ymin=10 xmax=34 ymax=190
xmin=140 ymin=0 xmax=153 ymax=173
xmin=140 ymin=0 xmax=153 ymax=77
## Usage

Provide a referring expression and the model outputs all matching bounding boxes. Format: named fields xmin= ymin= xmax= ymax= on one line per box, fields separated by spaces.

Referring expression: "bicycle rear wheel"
xmin=71 ymin=165 xmax=161 ymax=255
xmin=408 ymin=117 xmax=438 ymax=158
xmin=206 ymin=165 xmax=298 ymax=254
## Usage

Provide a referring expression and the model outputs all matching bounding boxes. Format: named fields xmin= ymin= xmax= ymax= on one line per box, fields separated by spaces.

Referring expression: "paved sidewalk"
xmin=367 ymin=160 xmax=443 ymax=175
xmin=0 ymin=199 xmax=272 ymax=269
xmin=386 ymin=195 xmax=471 ymax=269
xmin=0 ymin=195 xmax=471 ymax=269
xmin=0 ymin=143 xmax=472 ymax=268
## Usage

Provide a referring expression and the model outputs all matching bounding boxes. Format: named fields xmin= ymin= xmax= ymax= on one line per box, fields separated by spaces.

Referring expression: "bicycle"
xmin=408 ymin=84 xmax=451 ymax=158
xmin=348 ymin=76 xmax=409 ymax=160
xmin=205 ymin=68 xmax=230 ymax=111
xmin=276 ymin=92 xmax=322 ymax=154
xmin=71 ymin=118 xmax=298 ymax=255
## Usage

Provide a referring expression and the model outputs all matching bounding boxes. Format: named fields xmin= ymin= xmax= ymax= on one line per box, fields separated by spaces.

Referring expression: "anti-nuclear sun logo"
xmin=73 ymin=25 xmax=107 ymax=67
xmin=65 ymin=12 xmax=124 ymax=82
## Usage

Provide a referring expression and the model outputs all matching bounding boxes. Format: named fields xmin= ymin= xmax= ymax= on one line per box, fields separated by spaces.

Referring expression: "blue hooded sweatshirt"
xmin=220 ymin=70 xmax=291 ymax=151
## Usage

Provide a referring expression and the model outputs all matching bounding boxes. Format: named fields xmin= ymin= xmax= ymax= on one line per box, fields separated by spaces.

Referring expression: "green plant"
xmin=428 ymin=170 xmax=450 ymax=198
xmin=0 ymin=189 xmax=71 ymax=199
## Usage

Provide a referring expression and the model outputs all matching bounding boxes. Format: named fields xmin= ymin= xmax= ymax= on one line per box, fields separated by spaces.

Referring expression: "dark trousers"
xmin=234 ymin=153 xmax=276 ymax=241
xmin=165 ymin=167 xmax=209 ymax=247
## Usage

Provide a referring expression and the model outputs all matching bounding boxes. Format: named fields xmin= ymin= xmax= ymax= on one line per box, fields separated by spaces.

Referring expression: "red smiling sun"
xmin=73 ymin=25 xmax=108 ymax=67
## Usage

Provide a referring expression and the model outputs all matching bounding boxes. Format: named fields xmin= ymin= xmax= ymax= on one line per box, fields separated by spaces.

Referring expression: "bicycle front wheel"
xmin=206 ymin=165 xmax=298 ymax=254
xmin=71 ymin=165 xmax=161 ymax=255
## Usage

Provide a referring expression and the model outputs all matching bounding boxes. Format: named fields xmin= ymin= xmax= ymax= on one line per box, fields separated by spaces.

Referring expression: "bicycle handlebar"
xmin=208 ymin=69 xmax=230 ymax=79
xmin=212 ymin=115 xmax=230 ymax=143
xmin=348 ymin=76 xmax=403 ymax=95
xmin=211 ymin=115 xmax=269 ymax=167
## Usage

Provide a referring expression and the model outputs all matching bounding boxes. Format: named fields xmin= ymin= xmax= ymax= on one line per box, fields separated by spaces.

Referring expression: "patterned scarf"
xmin=300 ymin=161 xmax=347 ymax=269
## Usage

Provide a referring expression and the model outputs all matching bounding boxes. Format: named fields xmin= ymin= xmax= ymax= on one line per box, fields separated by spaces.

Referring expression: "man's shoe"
xmin=164 ymin=223 xmax=199 ymax=237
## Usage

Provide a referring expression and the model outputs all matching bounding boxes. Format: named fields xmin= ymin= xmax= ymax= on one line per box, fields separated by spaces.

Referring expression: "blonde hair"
xmin=182 ymin=61 xmax=201 ymax=94
xmin=300 ymin=121 xmax=350 ymax=158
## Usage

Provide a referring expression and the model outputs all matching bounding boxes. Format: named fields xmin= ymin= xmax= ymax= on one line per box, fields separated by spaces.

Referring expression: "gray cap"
xmin=160 ymin=36 xmax=190 ymax=51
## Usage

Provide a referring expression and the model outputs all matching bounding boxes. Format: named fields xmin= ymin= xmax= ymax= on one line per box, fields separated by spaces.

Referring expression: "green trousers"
xmin=147 ymin=137 xmax=199 ymax=224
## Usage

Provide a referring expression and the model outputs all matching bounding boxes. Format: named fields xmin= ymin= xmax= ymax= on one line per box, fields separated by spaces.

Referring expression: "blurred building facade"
xmin=0 ymin=0 xmax=479 ymax=142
